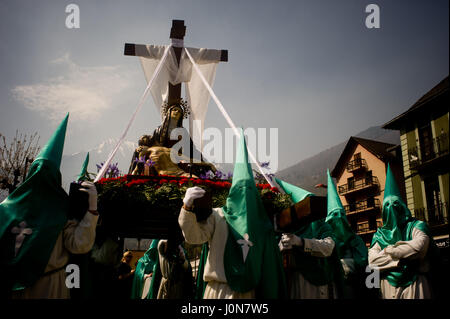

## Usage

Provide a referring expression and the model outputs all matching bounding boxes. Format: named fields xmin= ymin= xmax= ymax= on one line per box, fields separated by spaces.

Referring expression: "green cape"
xmin=194 ymin=243 xmax=209 ymax=299
xmin=325 ymin=170 xmax=368 ymax=269
xmin=131 ymin=239 xmax=159 ymax=299
xmin=0 ymin=114 xmax=70 ymax=291
xmin=146 ymin=250 xmax=162 ymax=299
xmin=221 ymin=129 xmax=287 ymax=298
xmin=371 ymin=164 xmax=430 ymax=288
xmin=276 ymin=178 xmax=344 ymax=287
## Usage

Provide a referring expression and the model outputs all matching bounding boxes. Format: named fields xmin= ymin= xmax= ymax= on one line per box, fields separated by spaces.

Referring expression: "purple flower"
xmin=96 ymin=162 xmax=105 ymax=172
xmin=97 ymin=161 xmax=120 ymax=178
xmin=145 ymin=159 xmax=155 ymax=167
xmin=134 ymin=156 xmax=146 ymax=164
xmin=215 ymin=170 xmax=223 ymax=179
xmin=108 ymin=162 xmax=120 ymax=178
xmin=260 ymin=161 xmax=270 ymax=169
xmin=206 ymin=170 xmax=215 ymax=179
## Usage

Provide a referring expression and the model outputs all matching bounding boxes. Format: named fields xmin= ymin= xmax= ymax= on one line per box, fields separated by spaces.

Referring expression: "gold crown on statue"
xmin=162 ymin=99 xmax=190 ymax=119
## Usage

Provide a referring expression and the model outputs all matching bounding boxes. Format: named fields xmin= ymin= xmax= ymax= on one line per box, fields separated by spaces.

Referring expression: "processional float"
xmin=94 ymin=20 xmax=326 ymax=244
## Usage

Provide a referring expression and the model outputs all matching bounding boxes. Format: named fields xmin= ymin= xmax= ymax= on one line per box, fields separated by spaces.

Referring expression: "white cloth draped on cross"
xmin=95 ymin=44 xmax=275 ymax=187
xmin=137 ymin=44 xmax=220 ymax=155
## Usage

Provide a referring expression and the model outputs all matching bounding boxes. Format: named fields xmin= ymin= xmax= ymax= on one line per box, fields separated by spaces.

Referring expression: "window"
xmin=365 ymin=171 xmax=373 ymax=184
xmin=424 ymin=176 xmax=443 ymax=223
xmin=357 ymin=222 xmax=370 ymax=233
xmin=348 ymin=177 xmax=355 ymax=190
xmin=354 ymin=153 xmax=362 ymax=166
xmin=419 ymin=123 xmax=435 ymax=161
xmin=348 ymin=201 xmax=356 ymax=212
xmin=367 ymin=197 xmax=375 ymax=208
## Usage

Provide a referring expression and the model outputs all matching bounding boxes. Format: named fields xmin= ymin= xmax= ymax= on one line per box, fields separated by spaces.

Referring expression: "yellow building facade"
xmin=383 ymin=76 xmax=449 ymax=248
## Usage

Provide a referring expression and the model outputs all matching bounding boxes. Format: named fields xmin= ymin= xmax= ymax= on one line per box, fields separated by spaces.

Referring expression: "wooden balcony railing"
xmin=408 ymin=133 xmax=449 ymax=169
xmin=346 ymin=158 xmax=368 ymax=172
xmin=338 ymin=176 xmax=379 ymax=195
xmin=344 ymin=198 xmax=381 ymax=214
xmin=414 ymin=201 xmax=448 ymax=227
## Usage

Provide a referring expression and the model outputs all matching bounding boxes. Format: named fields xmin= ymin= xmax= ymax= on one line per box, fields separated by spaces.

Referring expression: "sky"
xmin=0 ymin=0 xmax=448 ymax=174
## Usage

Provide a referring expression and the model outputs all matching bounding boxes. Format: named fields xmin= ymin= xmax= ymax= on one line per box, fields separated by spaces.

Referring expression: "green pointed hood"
xmin=325 ymin=170 xmax=367 ymax=268
xmin=275 ymin=178 xmax=313 ymax=203
xmin=371 ymin=163 xmax=429 ymax=287
xmin=221 ymin=129 xmax=286 ymax=298
xmin=377 ymin=163 xmax=413 ymax=238
xmin=34 ymin=113 xmax=69 ymax=170
xmin=0 ymin=114 xmax=70 ymax=291
xmin=77 ymin=152 xmax=90 ymax=182
xmin=325 ymin=170 xmax=347 ymax=222
xmin=383 ymin=163 xmax=403 ymax=204
xmin=222 ymin=129 xmax=267 ymax=236
xmin=131 ymin=239 xmax=159 ymax=299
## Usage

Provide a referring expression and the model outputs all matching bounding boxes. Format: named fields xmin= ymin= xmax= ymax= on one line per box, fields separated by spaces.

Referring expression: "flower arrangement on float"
xmin=92 ymin=162 xmax=291 ymax=237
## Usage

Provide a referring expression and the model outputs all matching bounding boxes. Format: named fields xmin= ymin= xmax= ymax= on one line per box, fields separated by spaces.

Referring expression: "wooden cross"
xmin=11 ymin=221 xmax=33 ymax=257
xmin=237 ymin=233 xmax=253 ymax=262
xmin=124 ymin=19 xmax=228 ymax=106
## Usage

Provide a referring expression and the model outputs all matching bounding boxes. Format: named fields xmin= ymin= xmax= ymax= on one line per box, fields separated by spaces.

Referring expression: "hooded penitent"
xmin=68 ymin=152 xmax=94 ymax=299
xmin=0 ymin=114 xmax=70 ymax=291
xmin=131 ymin=239 xmax=160 ymax=299
xmin=325 ymin=169 xmax=367 ymax=268
xmin=221 ymin=129 xmax=286 ymax=298
xmin=275 ymin=178 xmax=312 ymax=203
xmin=77 ymin=152 xmax=90 ymax=182
xmin=371 ymin=163 xmax=431 ymax=288
xmin=276 ymin=178 xmax=343 ymax=287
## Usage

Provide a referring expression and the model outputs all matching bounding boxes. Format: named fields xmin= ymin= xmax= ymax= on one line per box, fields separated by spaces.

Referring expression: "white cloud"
xmin=12 ymin=53 xmax=134 ymax=123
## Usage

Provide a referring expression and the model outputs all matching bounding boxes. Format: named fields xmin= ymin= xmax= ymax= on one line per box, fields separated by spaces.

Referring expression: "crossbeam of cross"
xmin=124 ymin=20 xmax=228 ymax=106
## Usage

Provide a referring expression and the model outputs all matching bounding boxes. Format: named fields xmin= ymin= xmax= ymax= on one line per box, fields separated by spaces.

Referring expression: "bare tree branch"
xmin=0 ymin=130 xmax=40 ymax=194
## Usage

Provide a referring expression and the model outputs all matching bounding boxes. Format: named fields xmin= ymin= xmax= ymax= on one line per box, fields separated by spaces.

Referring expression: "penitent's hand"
xmin=79 ymin=181 xmax=98 ymax=211
xmin=280 ymin=233 xmax=303 ymax=250
xmin=183 ymin=186 xmax=206 ymax=209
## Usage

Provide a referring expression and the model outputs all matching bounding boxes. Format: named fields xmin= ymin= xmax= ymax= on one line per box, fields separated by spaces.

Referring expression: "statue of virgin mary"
xmin=128 ymin=101 xmax=214 ymax=177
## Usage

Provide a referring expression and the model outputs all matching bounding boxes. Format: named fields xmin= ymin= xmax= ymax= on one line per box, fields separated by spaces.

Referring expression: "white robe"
xmin=156 ymin=239 xmax=190 ymax=299
xmin=287 ymin=237 xmax=338 ymax=299
xmin=368 ymin=228 xmax=432 ymax=299
xmin=12 ymin=212 xmax=98 ymax=299
xmin=178 ymin=207 xmax=254 ymax=299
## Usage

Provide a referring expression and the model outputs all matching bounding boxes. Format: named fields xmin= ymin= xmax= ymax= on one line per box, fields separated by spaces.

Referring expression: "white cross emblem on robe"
xmin=11 ymin=221 xmax=33 ymax=257
xmin=237 ymin=233 xmax=253 ymax=262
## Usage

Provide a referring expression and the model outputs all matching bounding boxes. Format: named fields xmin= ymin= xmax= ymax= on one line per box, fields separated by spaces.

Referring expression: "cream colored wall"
xmin=433 ymin=112 xmax=449 ymax=137
xmin=335 ymin=144 xmax=386 ymax=208
xmin=401 ymin=130 xmax=413 ymax=211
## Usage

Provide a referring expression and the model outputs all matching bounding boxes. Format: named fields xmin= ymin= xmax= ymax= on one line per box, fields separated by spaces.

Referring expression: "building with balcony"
xmin=331 ymin=136 xmax=405 ymax=246
xmin=383 ymin=76 xmax=449 ymax=250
